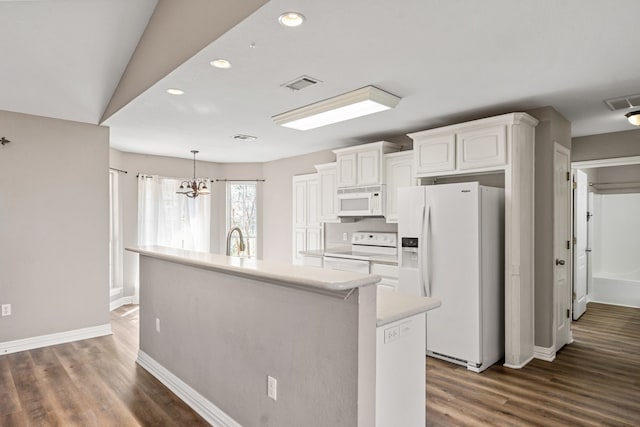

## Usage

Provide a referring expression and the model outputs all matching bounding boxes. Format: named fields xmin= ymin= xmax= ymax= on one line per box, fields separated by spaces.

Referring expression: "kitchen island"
xmin=127 ymin=246 xmax=439 ymax=427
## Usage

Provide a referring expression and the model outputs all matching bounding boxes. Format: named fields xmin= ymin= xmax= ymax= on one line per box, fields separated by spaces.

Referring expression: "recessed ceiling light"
xmin=166 ymin=88 xmax=184 ymax=96
xmin=278 ymin=12 xmax=305 ymax=27
xmin=210 ymin=59 xmax=232 ymax=69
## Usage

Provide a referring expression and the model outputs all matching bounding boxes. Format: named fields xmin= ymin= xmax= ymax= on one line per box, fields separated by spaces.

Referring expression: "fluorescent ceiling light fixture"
xmin=211 ymin=59 xmax=232 ymax=69
xmin=626 ymin=110 xmax=640 ymax=126
xmin=278 ymin=12 xmax=305 ymax=27
xmin=272 ymin=86 xmax=401 ymax=131
xmin=166 ymin=88 xmax=184 ymax=95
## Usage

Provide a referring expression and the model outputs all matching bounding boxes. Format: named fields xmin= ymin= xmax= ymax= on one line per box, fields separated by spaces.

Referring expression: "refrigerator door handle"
xmin=422 ymin=205 xmax=431 ymax=297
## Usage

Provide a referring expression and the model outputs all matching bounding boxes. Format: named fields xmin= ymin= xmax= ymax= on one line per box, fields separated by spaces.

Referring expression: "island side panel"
xmin=139 ymin=256 xmax=361 ymax=427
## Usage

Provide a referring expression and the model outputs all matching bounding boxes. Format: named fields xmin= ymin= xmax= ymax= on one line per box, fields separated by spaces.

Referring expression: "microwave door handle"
xmin=422 ymin=205 xmax=431 ymax=297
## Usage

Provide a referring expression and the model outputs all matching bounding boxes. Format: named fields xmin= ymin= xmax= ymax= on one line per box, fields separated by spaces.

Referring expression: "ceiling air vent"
xmin=231 ymin=134 xmax=257 ymax=141
xmin=282 ymin=75 xmax=321 ymax=91
xmin=604 ymin=93 xmax=640 ymax=111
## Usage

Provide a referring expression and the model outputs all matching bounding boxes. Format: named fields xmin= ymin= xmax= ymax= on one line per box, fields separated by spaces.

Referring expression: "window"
xmin=109 ymin=170 xmax=123 ymax=294
xmin=227 ymin=182 xmax=257 ymax=258
xmin=138 ymin=175 xmax=211 ymax=252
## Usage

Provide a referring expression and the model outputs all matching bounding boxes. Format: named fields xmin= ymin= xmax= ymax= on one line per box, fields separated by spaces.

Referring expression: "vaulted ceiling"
xmin=2 ymin=0 xmax=639 ymax=163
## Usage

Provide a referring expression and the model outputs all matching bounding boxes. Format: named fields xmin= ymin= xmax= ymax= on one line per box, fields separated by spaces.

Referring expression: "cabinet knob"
xmin=555 ymin=259 xmax=565 ymax=266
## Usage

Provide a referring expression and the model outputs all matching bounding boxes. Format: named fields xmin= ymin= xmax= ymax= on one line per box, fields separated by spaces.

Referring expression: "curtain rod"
xmin=136 ymin=173 xmax=216 ymax=181
xmin=215 ymin=179 xmax=266 ymax=182
xmin=110 ymin=167 xmax=128 ymax=174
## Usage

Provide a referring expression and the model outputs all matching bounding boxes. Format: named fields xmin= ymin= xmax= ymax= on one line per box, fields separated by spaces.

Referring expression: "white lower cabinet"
xmin=371 ymin=263 xmax=398 ymax=292
xmin=376 ymin=313 xmax=426 ymax=426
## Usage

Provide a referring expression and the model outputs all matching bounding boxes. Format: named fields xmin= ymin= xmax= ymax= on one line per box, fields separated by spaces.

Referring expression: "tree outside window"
xmin=227 ymin=182 xmax=257 ymax=258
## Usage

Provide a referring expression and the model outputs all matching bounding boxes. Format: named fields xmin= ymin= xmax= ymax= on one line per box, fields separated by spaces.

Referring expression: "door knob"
xmin=556 ymin=259 xmax=565 ymax=266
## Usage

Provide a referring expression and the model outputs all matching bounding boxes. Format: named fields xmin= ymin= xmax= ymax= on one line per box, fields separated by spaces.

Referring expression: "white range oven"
xmin=323 ymin=232 xmax=398 ymax=289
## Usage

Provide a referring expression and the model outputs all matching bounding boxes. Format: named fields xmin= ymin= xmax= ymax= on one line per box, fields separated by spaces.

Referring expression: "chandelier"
xmin=177 ymin=150 xmax=210 ymax=198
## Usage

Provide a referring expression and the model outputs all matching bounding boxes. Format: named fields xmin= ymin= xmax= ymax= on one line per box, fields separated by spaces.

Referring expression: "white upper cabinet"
xmin=356 ymin=148 xmax=381 ymax=186
xmin=333 ymin=141 xmax=401 ymax=188
xmin=414 ymin=134 xmax=456 ymax=175
xmin=457 ymin=125 xmax=506 ymax=170
xmin=315 ymin=163 xmax=340 ymax=223
xmin=385 ymin=151 xmax=415 ymax=223
xmin=292 ymin=173 xmax=322 ymax=264
xmin=336 ymin=153 xmax=357 ymax=187
xmin=410 ymin=121 xmax=509 ymax=177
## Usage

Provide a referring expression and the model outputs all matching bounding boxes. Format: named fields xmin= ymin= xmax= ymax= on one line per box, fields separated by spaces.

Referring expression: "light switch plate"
xmin=1 ymin=304 xmax=11 ymax=317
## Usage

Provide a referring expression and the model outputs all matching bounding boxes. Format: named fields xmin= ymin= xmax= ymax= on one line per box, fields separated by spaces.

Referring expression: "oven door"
xmin=322 ymin=256 xmax=370 ymax=274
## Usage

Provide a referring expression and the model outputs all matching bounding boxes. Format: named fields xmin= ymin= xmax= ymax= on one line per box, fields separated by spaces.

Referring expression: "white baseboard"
xmin=137 ymin=351 xmax=241 ymax=427
xmin=110 ymin=296 xmax=135 ymax=311
xmin=0 ymin=324 xmax=112 ymax=356
xmin=534 ymin=345 xmax=556 ymax=362
xmin=503 ymin=354 xmax=534 ymax=369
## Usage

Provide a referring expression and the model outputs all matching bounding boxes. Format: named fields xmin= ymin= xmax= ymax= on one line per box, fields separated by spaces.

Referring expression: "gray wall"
xmin=527 ymin=107 xmax=572 ymax=348
xmin=262 ymin=150 xmax=336 ymax=263
xmin=0 ymin=110 xmax=110 ymax=342
xmin=572 ymin=128 xmax=640 ymax=162
xmin=139 ymin=256 xmax=365 ymax=427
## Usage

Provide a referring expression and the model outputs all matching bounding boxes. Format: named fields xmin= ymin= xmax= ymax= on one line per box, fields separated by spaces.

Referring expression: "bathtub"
xmin=590 ymin=270 xmax=640 ymax=308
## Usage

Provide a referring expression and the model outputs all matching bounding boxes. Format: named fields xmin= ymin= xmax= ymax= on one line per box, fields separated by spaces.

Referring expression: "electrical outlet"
xmin=343 ymin=232 xmax=348 ymax=241
xmin=1 ymin=304 xmax=11 ymax=317
xmin=155 ymin=318 xmax=161 ymax=333
xmin=267 ymin=375 xmax=277 ymax=400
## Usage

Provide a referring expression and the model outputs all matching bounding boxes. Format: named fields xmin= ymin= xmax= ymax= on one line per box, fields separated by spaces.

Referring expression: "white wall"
xmin=593 ymin=193 xmax=640 ymax=277
xmin=0 ymin=110 xmax=110 ymax=343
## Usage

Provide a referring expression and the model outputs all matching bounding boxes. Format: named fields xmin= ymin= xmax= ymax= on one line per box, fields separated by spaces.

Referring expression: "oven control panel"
xmin=351 ymin=232 xmax=397 ymax=248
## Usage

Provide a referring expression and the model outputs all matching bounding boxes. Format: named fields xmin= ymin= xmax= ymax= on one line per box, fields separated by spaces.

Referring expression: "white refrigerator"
xmin=397 ymin=182 xmax=504 ymax=372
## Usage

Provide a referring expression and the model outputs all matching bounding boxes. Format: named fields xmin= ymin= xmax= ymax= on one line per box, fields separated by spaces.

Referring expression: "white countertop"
xmin=127 ymin=246 xmax=381 ymax=292
xmin=377 ymin=289 xmax=441 ymax=326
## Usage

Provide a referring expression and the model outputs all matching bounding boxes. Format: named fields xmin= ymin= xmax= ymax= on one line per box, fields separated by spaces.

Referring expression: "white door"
xmin=554 ymin=143 xmax=571 ymax=351
xmin=573 ymin=169 xmax=588 ymax=320
xmin=356 ymin=149 xmax=380 ymax=185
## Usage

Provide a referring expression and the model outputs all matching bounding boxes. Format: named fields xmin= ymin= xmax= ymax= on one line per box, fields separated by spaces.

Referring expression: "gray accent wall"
xmin=527 ymin=107 xmax=572 ymax=348
xmin=572 ymin=128 xmax=640 ymax=162
xmin=139 ymin=256 xmax=367 ymax=427
xmin=0 ymin=110 xmax=110 ymax=342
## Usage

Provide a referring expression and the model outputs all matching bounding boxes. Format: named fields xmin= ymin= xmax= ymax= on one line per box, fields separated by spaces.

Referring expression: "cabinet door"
xmin=306 ymin=228 xmax=322 ymax=251
xmin=385 ymin=154 xmax=414 ymax=223
xmin=307 ymin=178 xmax=320 ymax=227
xmin=319 ymin=167 xmax=338 ymax=222
xmin=292 ymin=228 xmax=307 ymax=265
xmin=414 ymin=135 xmax=456 ymax=176
xmin=293 ymin=178 xmax=307 ymax=228
xmin=336 ymin=153 xmax=357 ymax=188
xmin=457 ymin=125 xmax=507 ymax=170
xmin=357 ymin=149 xmax=381 ymax=185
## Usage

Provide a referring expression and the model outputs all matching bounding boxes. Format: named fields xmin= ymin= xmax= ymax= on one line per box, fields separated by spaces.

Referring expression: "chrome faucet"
xmin=226 ymin=227 xmax=246 ymax=256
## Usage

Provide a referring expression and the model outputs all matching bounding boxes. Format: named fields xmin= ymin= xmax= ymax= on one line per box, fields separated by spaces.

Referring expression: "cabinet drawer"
xmin=457 ymin=125 xmax=507 ymax=170
xmin=371 ymin=263 xmax=399 ymax=278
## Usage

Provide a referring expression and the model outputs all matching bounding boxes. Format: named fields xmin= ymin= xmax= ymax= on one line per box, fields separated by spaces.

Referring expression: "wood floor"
xmin=0 ymin=305 xmax=208 ymax=427
xmin=427 ymin=302 xmax=640 ymax=426
xmin=1 ymin=303 xmax=638 ymax=426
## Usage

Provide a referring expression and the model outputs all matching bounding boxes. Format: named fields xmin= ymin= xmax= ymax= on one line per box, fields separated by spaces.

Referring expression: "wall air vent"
xmin=282 ymin=75 xmax=321 ymax=91
xmin=604 ymin=93 xmax=640 ymax=111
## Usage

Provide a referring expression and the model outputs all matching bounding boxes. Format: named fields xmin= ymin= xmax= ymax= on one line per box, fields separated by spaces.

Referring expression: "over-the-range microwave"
xmin=337 ymin=185 xmax=385 ymax=217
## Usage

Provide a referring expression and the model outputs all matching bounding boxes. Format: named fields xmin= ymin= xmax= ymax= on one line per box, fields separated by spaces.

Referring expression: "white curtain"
xmin=137 ymin=175 xmax=211 ymax=252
